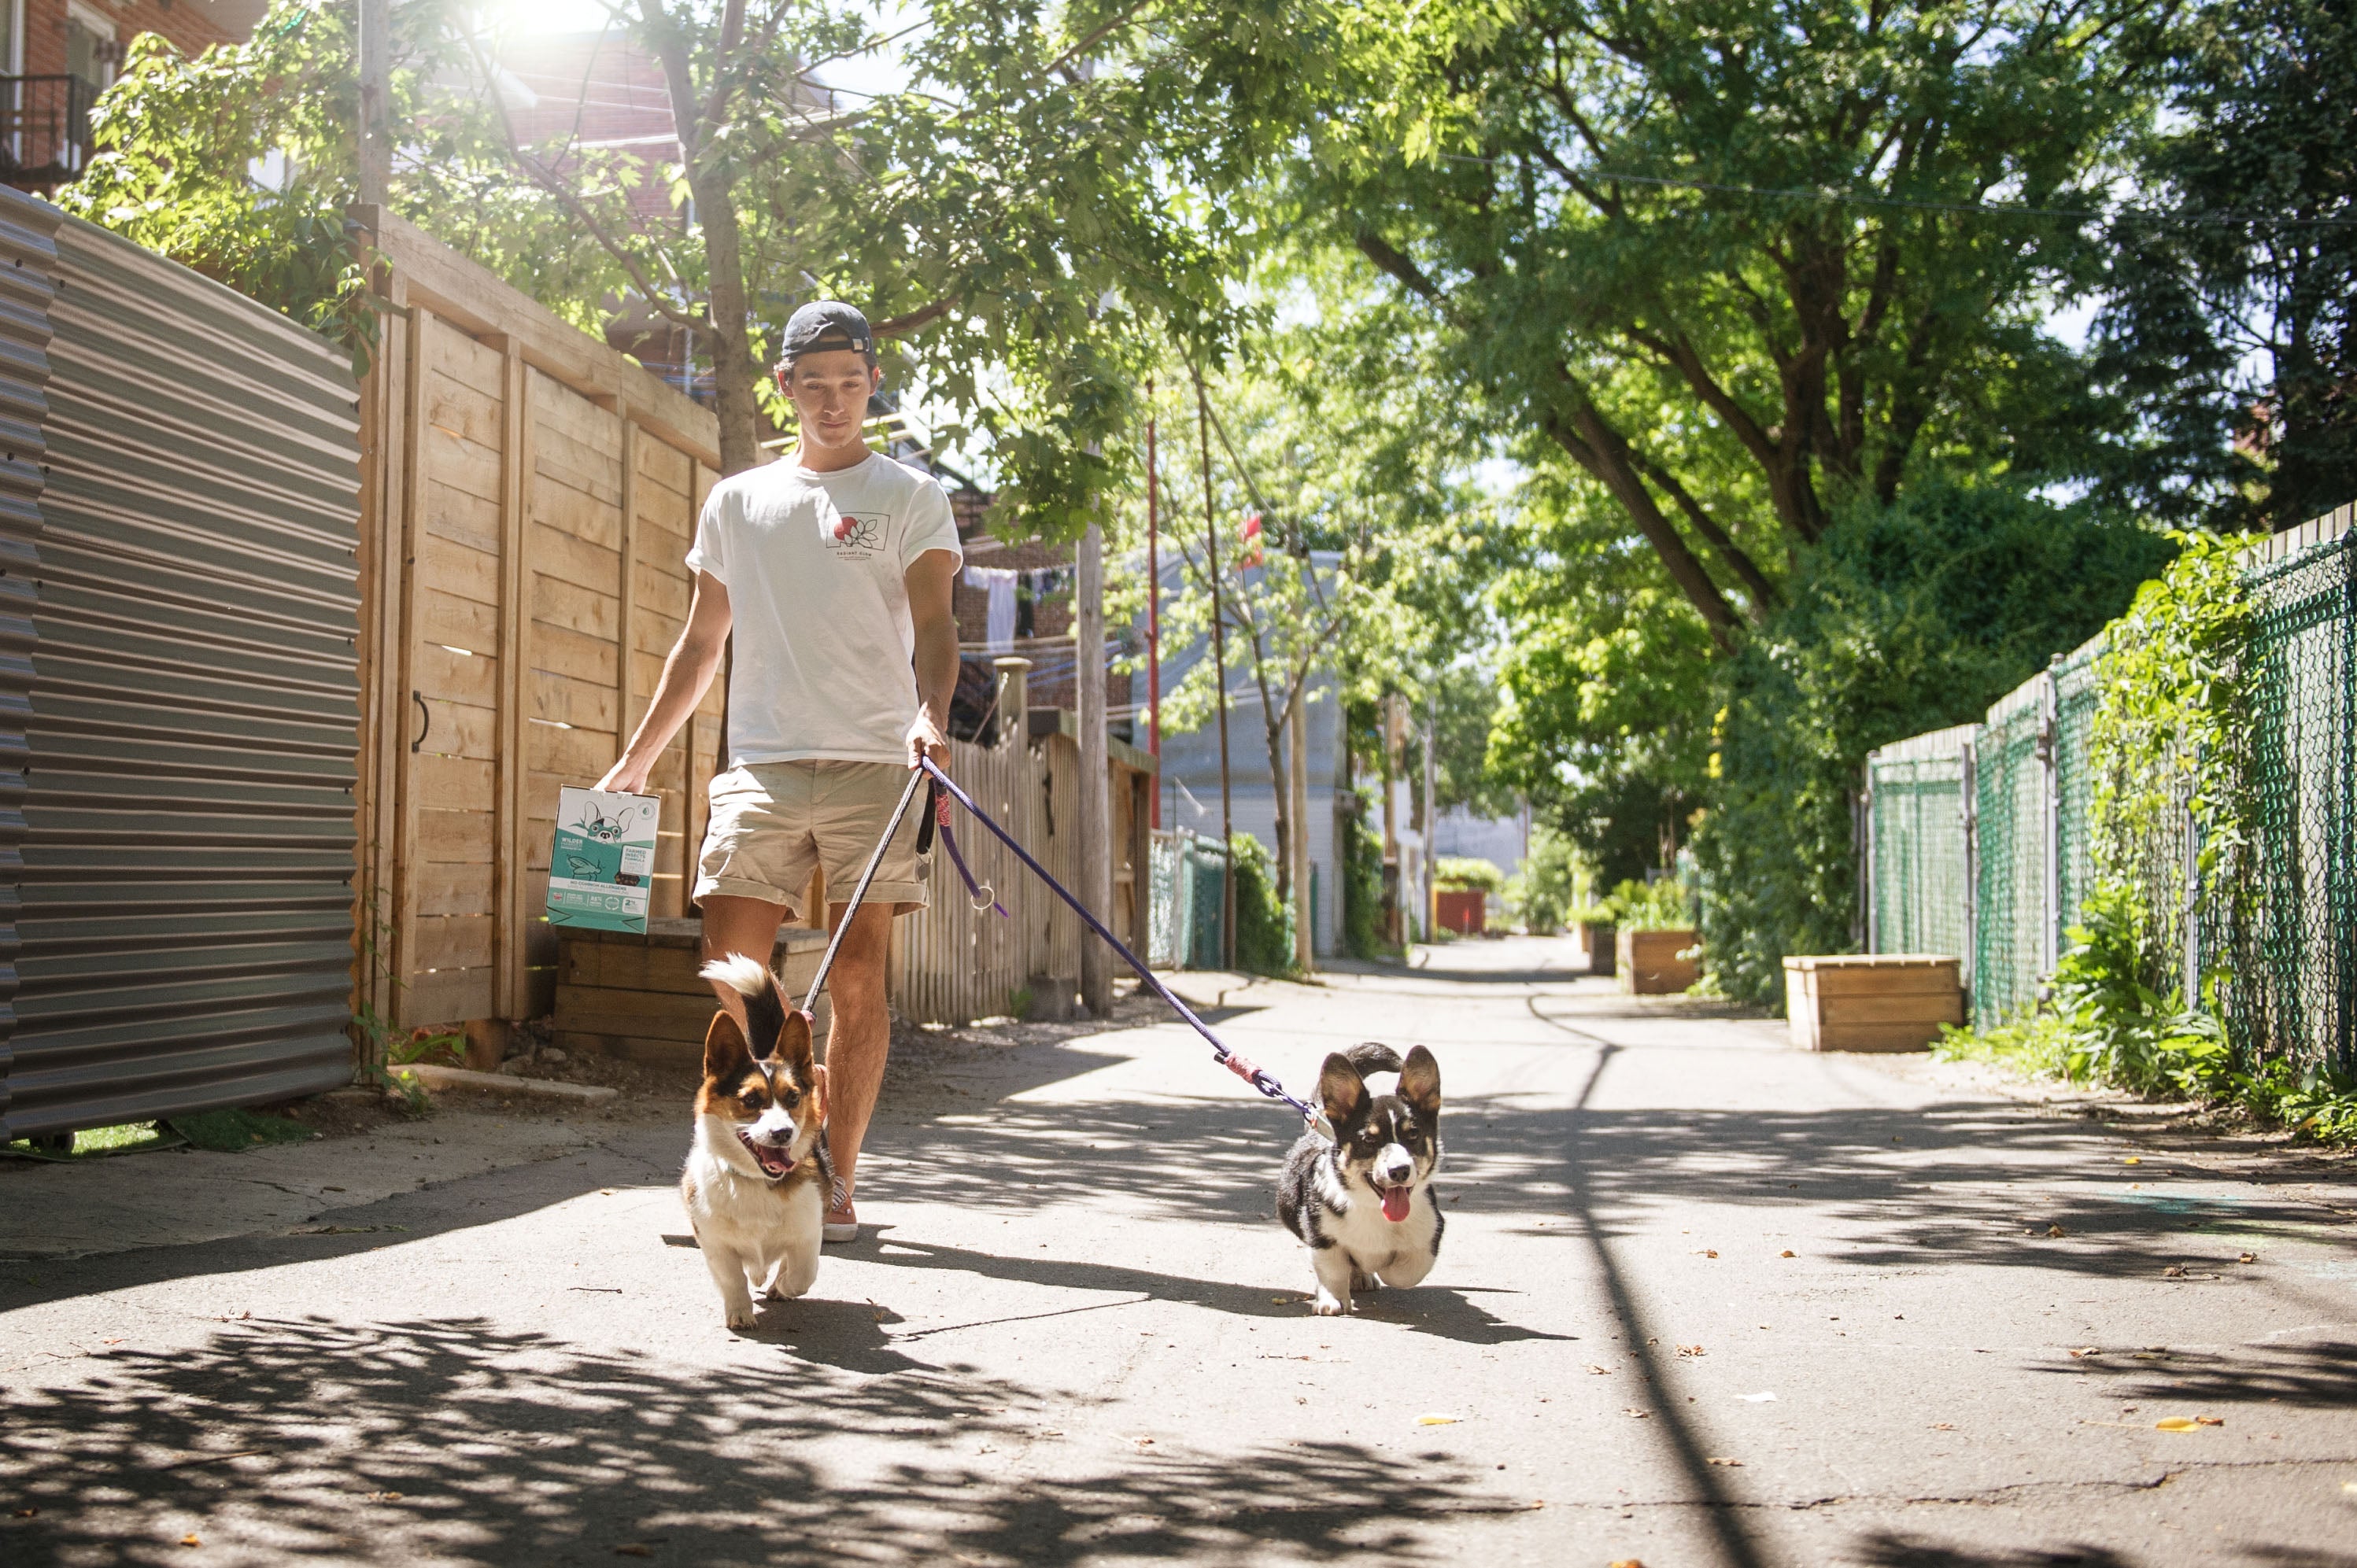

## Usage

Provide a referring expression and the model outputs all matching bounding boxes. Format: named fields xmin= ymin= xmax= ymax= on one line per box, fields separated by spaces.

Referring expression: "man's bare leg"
xmin=818 ymin=899 xmax=894 ymax=1228
xmin=700 ymin=895 xmax=790 ymax=1024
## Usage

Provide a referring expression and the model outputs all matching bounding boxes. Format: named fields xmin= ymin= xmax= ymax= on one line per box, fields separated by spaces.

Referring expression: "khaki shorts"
xmin=695 ymin=760 xmax=930 ymax=919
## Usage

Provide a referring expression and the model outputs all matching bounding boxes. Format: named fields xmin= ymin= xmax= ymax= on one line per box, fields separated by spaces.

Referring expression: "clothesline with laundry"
xmin=961 ymin=563 xmax=1080 ymax=653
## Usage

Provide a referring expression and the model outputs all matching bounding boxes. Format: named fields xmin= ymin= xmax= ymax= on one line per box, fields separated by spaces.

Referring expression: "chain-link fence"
xmin=1148 ymin=828 xmax=1230 ymax=970
xmin=2222 ymin=529 xmax=2355 ymax=1073
xmin=1864 ymin=725 xmax=1974 ymax=965
xmin=1862 ymin=507 xmax=2357 ymax=1075
xmin=1972 ymin=677 xmax=2051 ymax=1024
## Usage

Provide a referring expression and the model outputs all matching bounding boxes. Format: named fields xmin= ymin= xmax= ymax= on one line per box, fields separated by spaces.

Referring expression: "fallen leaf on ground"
xmin=1930 ymin=1422 xmax=1955 ymax=1431
xmin=1610 ymin=1560 xmax=1646 ymax=1567
xmin=614 ymin=1547 xmax=654 ymax=1559
xmin=13 ymin=1507 xmax=39 ymax=1518
xmin=1417 ymin=1415 xmax=1461 ymax=1426
xmin=2047 ymin=1223 xmax=2067 ymax=1238
xmin=365 ymin=1492 xmax=402 ymax=1503
xmin=1584 ymin=1363 xmax=1612 ymax=1375
xmin=2155 ymin=1417 xmax=2204 ymax=1431
xmin=1622 ymin=1408 xmax=1651 ymax=1419
xmin=180 ymin=1536 xmax=201 ymax=1548
xmin=2163 ymin=1264 xmax=2187 ymax=1277
xmin=1737 ymin=1392 xmax=1777 ymax=1403
xmin=1779 ymin=1249 xmax=1795 ymax=1258
xmin=2196 ymin=1416 xmax=2224 ymax=1426
xmin=2070 ymin=1347 xmax=2101 ymax=1359
xmin=1705 ymin=1457 xmax=1743 ymax=1467
xmin=2238 ymin=1253 xmax=2257 ymax=1264
xmin=2122 ymin=1156 xmax=2141 ymax=1164
xmin=1677 ymin=1344 xmax=1705 ymax=1357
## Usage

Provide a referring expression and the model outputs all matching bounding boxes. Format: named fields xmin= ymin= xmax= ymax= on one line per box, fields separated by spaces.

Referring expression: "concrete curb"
xmin=390 ymin=1064 xmax=619 ymax=1104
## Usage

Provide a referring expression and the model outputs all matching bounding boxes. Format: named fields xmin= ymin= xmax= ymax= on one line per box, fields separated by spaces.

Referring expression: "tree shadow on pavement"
xmin=0 ymin=1315 xmax=1510 ymax=1566
xmin=1849 ymin=1535 xmax=2357 ymax=1567
xmin=2032 ymin=1337 xmax=2357 ymax=1408
xmin=854 ymin=1234 xmax=1576 ymax=1345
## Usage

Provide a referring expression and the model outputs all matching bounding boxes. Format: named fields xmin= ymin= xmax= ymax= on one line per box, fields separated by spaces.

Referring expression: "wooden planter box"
xmin=1618 ymin=927 xmax=1699 ymax=994
xmin=1579 ymin=921 xmax=1616 ymax=975
xmin=1783 ymin=954 xmax=1963 ymax=1053
xmin=1436 ymin=889 xmax=1487 ymax=935
xmin=552 ymin=917 xmax=830 ymax=1071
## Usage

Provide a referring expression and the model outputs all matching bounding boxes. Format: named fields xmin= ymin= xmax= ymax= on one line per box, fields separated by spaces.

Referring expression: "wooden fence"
xmin=349 ymin=212 xmax=1156 ymax=1039
xmin=888 ymin=671 xmax=1156 ymax=1024
xmin=353 ymin=208 xmax=725 ymax=1032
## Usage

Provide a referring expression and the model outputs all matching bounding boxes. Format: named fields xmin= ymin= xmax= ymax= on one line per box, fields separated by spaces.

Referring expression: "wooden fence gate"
xmin=353 ymin=210 xmax=726 ymax=1033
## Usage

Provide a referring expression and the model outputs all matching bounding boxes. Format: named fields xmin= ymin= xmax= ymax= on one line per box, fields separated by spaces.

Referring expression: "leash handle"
xmin=920 ymin=756 xmax=1326 ymax=1131
xmin=800 ymin=766 xmax=928 ymax=1016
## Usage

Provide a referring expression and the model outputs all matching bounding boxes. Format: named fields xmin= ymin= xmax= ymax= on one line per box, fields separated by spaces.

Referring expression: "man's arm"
xmin=597 ymin=570 xmax=733 ymax=794
xmin=904 ymin=548 xmax=959 ymax=769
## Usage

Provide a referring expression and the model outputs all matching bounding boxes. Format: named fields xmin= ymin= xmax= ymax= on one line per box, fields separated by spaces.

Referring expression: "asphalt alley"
xmin=3 ymin=934 xmax=2354 ymax=1566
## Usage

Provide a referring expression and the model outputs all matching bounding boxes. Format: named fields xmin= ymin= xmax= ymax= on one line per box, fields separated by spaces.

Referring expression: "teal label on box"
xmin=547 ymin=787 xmax=661 ymax=933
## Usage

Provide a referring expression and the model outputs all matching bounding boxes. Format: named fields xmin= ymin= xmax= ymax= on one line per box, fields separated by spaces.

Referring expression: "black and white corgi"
xmin=1276 ymin=1042 xmax=1443 ymax=1315
xmin=681 ymin=955 xmax=832 ymax=1329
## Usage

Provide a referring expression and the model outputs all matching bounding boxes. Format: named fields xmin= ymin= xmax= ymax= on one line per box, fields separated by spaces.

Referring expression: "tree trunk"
xmin=1289 ymin=688 xmax=1313 ymax=973
xmin=1076 ymin=522 xmax=1114 ymax=1017
xmin=1265 ymin=712 xmax=1290 ymax=906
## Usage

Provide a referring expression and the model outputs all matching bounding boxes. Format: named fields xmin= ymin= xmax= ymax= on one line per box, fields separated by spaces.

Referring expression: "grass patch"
xmin=2 ymin=1121 xmax=183 ymax=1160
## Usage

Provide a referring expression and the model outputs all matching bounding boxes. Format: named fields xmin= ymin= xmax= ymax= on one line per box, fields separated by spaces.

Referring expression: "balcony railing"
xmin=0 ymin=76 xmax=95 ymax=190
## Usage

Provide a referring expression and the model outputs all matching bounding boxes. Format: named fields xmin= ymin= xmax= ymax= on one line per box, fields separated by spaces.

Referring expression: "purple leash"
xmin=919 ymin=756 xmax=1325 ymax=1131
xmin=931 ymin=789 xmax=1009 ymax=918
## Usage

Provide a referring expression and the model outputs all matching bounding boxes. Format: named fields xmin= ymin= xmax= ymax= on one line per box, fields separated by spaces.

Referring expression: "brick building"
xmin=1 ymin=0 xmax=261 ymax=187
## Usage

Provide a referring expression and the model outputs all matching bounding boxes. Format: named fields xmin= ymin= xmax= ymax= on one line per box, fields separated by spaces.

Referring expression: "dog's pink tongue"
xmin=1380 ymin=1186 xmax=1412 ymax=1223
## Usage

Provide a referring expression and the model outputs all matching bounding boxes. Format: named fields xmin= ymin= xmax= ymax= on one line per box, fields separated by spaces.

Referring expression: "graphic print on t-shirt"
xmin=826 ymin=511 xmax=888 ymax=558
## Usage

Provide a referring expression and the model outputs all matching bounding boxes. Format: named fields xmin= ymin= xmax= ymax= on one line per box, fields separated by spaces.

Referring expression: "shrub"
xmin=1435 ymin=856 xmax=1505 ymax=893
xmin=1506 ymin=823 xmax=1582 ymax=933
xmin=1340 ymin=793 xmax=1386 ymax=959
xmin=1694 ymin=482 xmax=2175 ymax=1006
xmin=1603 ymin=877 xmax=1695 ymax=932
xmin=1229 ymin=832 xmax=1296 ymax=976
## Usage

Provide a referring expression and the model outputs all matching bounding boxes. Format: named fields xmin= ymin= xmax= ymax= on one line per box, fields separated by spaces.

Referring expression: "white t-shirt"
xmin=686 ymin=451 xmax=961 ymax=766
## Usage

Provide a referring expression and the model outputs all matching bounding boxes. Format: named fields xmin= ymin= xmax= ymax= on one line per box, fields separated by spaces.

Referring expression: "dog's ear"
xmin=778 ymin=1008 xmax=817 ymax=1077
xmin=702 ymin=1009 xmax=752 ymax=1082
xmin=808 ymin=1061 xmax=829 ymax=1124
xmin=1398 ymin=1045 xmax=1441 ymax=1120
xmin=1317 ymin=1052 xmax=1368 ymax=1126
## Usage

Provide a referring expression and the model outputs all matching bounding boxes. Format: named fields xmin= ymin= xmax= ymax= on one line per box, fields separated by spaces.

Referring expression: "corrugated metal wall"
xmin=0 ymin=190 xmax=60 ymax=1141
xmin=0 ymin=209 xmax=363 ymax=1139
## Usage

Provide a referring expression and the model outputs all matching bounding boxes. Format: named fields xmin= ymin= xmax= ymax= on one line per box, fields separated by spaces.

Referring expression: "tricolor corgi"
xmin=682 ymin=955 xmax=831 ymax=1329
xmin=1276 ymin=1042 xmax=1444 ymax=1315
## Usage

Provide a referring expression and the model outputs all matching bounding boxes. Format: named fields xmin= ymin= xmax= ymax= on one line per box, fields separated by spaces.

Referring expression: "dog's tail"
xmin=700 ymin=954 xmax=789 ymax=1061
xmin=1344 ymin=1041 xmax=1403 ymax=1077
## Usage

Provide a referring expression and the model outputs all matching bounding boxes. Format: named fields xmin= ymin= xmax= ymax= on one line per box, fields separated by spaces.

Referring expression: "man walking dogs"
xmin=599 ymin=301 xmax=961 ymax=1243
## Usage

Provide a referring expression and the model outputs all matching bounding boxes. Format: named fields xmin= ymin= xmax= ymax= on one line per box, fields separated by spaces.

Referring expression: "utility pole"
xmin=1077 ymin=520 xmax=1114 ymax=1017
xmin=1145 ymin=389 xmax=1161 ymax=829
xmin=357 ymin=0 xmax=392 ymax=208
xmin=1194 ymin=367 xmax=1235 ymax=971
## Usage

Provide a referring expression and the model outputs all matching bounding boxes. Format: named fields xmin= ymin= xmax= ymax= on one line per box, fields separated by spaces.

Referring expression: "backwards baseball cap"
xmin=777 ymin=301 xmax=874 ymax=367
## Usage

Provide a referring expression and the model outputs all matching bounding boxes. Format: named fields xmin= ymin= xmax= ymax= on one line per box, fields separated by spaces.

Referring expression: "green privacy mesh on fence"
xmin=1148 ymin=828 xmax=1231 ymax=970
xmin=1865 ymin=725 xmax=1973 ymax=962
xmin=1973 ymin=680 xmax=2049 ymax=1024
xmin=2224 ymin=533 xmax=2355 ymax=1074
xmin=1865 ymin=511 xmax=2357 ymax=1075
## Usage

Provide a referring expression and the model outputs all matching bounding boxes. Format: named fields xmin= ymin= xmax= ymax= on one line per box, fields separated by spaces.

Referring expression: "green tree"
xmin=1696 ymin=482 xmax=2174 ymax=1005
xmin=1226 ymin=0 xmax=2165 ymax=645
xmin=1488 ymin=469 xmax=1716 ymax=883
xmin=67 ymin=0 xmax=1243 ymax=514
xmin=2093 ymin=0 xmax=2357 ymax=530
